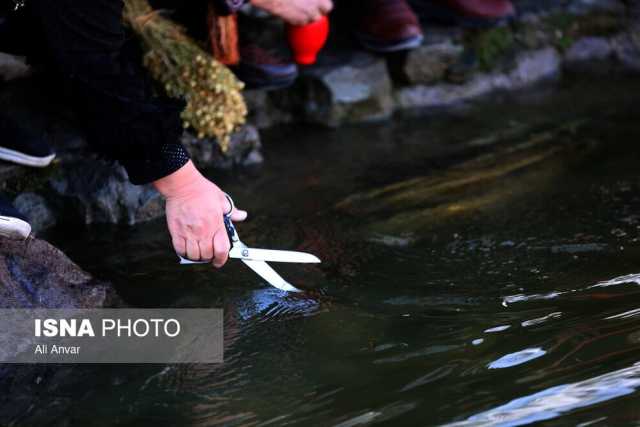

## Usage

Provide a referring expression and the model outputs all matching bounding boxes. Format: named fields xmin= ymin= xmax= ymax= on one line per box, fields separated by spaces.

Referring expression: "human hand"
xmin=250 ymin=0 xmax=333 ymax=25
xmin=153 ymin=161 xmax=247 ymax=268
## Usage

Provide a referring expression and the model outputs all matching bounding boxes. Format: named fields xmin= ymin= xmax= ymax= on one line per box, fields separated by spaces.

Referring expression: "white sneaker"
xmin=0 ymin=195 xmax=31 ymax=239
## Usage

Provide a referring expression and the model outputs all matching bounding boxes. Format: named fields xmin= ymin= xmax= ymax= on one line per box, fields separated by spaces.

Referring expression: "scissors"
xmin=177 ymin=194 xmax=320 ymax=292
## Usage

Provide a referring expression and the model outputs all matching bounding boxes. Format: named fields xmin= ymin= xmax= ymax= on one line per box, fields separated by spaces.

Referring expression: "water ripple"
xmin=487 ymin=348 xmax=546 ymax=369
xmin=446 ymin=361 xmax=640 ymax=426
xmin=503 ymin=273 xmax=640 ymax=306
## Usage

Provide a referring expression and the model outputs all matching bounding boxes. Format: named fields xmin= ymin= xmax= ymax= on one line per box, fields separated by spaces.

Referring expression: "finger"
xmin=186 ymin=239 xmax=201 ymax=261
xmin=212 ymin=229 xmax=231 ymax=268
xmin=223 ymin=195 xmax=234 ymax=216
xmin=308 ymin=11 xmax=321 ymax=23
xmin=199 ymin=238 xmax=214 ymax=261
xmin=320 ymin=0 xmax=333 ymax=14
xmin=173 ymin=237 xmax=187 ymax=257
xmin=289 ymin=13 xmax=308 ymax=26
xmin=230 ymin=208 xmax=248 ymax=222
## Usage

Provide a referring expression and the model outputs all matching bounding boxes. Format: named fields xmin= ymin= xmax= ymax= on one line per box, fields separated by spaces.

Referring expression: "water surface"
xmin=35 ymin=75 xmax=640 ymax=426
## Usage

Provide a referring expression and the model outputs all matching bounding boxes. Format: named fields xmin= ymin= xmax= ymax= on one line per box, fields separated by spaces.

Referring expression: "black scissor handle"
xmin=223 ymin=193 xmax=240 ymax=247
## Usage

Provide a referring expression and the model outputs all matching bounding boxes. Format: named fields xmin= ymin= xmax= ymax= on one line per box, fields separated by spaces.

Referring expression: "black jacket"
xmin=1 ymin=0 xmax=246 ymax=184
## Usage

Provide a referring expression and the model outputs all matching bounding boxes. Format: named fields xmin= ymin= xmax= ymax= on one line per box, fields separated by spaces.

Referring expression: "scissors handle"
xmin=223 ymin=193 xmax=239 ymax=248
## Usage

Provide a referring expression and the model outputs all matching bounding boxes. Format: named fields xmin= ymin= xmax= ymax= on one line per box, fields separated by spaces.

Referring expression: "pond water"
xmin=34 ymin=75 xmax=640 ymax=426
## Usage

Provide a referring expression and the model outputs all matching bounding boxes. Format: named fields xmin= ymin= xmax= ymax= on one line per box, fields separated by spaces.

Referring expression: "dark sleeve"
xmin=29 ymin=0 xmax=190 ymax=185
xmin=214 ymin=0 xmax=247 ymax=15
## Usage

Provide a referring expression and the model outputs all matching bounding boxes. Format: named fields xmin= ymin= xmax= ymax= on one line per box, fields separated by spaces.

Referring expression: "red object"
xmin=287 ymin=16 xmax=330 ymax=66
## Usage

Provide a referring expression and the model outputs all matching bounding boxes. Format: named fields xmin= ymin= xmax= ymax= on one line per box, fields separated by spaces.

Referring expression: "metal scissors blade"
xmin=229 ymin=247 xmax=321 ymax=263
xmin=241 ymin=259 xmax=301 ymax=292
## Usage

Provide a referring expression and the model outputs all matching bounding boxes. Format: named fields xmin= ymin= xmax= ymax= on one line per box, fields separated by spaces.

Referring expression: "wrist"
xmin=153 ymin=161 xmax=210 ymax=199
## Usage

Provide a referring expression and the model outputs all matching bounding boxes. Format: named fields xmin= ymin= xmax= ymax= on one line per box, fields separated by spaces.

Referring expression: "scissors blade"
xmin=178 ymin=255 xmax=208 ymax=265
xmin=241 ymin=259 xmax=302 ymax=292
xmin=230 ymin=247 xmax=321 ymax=264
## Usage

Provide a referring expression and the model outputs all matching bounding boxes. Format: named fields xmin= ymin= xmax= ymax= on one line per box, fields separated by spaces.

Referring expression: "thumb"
xmin=222 ymin=195 xmax=247 ymax=222
xmin=230 ymin=208 xmax=248 ymax=222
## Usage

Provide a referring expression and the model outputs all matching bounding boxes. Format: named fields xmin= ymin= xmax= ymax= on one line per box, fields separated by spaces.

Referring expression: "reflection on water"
xmin=28 ymin=76 xmax=640 ymax=426
xmin=487 ymin=347 xmax=546 ymax=369
xmin=448 ymin=362 xmax=640 ymax=427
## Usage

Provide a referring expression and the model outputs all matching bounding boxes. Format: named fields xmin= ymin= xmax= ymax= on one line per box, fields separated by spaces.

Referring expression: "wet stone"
xmin=49 ymin=158 xmax=164 ymax=226
xmin=395 ymin=48 xmax=562 ymax=110
xmin=0 ymin=52 xmax=30 ymax=81
xmin=277 ymin=52 xmax=394 ymax=127
xmin=612 ymin=32 xmax=640 ymax=72
xmin=565 ymin=37 xmax=612 ymax=63
xmin=567 ymin=0 xmax=627 ymax=15
xmin=183 ymin=124 xmax=264 ymax=170
xmin=0 ymin=237 xmax=118 ymax=426
xmin=0 ymin=237 xmax=115 ymax=309
xmin=401 ymin=41 xmax=464 ymax=85
xmin=12 ymin=192 xmax=56 ymax=233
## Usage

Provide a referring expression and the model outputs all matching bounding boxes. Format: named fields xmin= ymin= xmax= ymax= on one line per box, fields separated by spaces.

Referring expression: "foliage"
xmin=473 ymin=26 xmax=515 ymax=71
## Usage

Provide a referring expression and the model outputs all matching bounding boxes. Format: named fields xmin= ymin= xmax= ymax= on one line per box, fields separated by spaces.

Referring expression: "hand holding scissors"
xmin=178 ymin=194 xmax=321 ymax=292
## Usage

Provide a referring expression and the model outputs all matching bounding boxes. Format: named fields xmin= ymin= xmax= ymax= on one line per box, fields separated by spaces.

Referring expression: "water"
xmin=26 ymin=75 xmax=640 ymax=426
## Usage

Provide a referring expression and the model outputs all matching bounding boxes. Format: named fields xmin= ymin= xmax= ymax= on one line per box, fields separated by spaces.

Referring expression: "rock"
xmin=396 ymin=48 xmax=562 ymax=110
xmin=183 ymin=124 xmax=264 ymax=170
xmin=507 ymin=47 xmax=562 ymax=88
xmin=12 ymin=192 xmax=56 ymax=233
xmin=0 ymin=52 xmax=30 ymax=81
xmin=565 ymin=37 xmax=612 ymax=63
xmin=244 ymin=89 xmax=293 ymax=129
xmin=43 ymin=125 xmax=263 ymax=227
xmin=567 ymin=0 xmax=627 ymax=16
xmin=49 ymin=157 xmax=163 ymax=225
xmin=401 ymin=41 xmax=464 ymax=85
xmin=278 ymin=53 xmax=394 ymax=127
xmin=611 ymin=31 xmax=640 ymax=72
xmin=564 ymin=36 xmax=614 ymax=74
xmin=0 ymin=237 xmax=116 ymax=308
xmin=0 ymin=237 xmax=118 ymax=426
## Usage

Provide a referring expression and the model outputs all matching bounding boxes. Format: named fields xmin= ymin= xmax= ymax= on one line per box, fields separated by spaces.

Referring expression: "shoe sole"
xmin=356 ymin=33 xmax=424 ymax=53
xmin=0 ymin=216 xmax=31 ymax=240
xmin=0 ymin=146 xmax=56 ymax=167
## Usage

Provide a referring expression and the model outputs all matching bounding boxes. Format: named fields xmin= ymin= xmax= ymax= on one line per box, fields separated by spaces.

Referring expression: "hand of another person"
xmin=250 ymin=0 xmax=333 ymax=25
xmin=153 ymin=161 xmax=247 ymax=268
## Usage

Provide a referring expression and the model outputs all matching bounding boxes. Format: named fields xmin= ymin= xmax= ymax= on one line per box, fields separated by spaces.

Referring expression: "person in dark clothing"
xmin=233 ymin=0 xmax=516 ymax=89
xmin=0 ymin=0 xmax=331 ymax=263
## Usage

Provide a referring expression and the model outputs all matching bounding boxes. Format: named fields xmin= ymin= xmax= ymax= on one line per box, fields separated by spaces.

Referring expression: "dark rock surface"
xmin=184 ymin=123 xmax=264 ymax=169
xmin=0 ymin=236 xmax=116 ymax=308
xmin=401 ymin=39 xmax=464 ymax=85
xmin=0 ymin=236 xmax=119 ymax=427
xmin=48 ymin=158 xmax=164 ymax=225
xmin=395 ymin=48 xmax=562 ymax=110
xmin=12 ymin=192 xmax=56 ymax=232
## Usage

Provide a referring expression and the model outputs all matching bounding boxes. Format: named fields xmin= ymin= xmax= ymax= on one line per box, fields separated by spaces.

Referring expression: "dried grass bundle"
xmin=123 ymin=0 xmax=247 ymax=151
